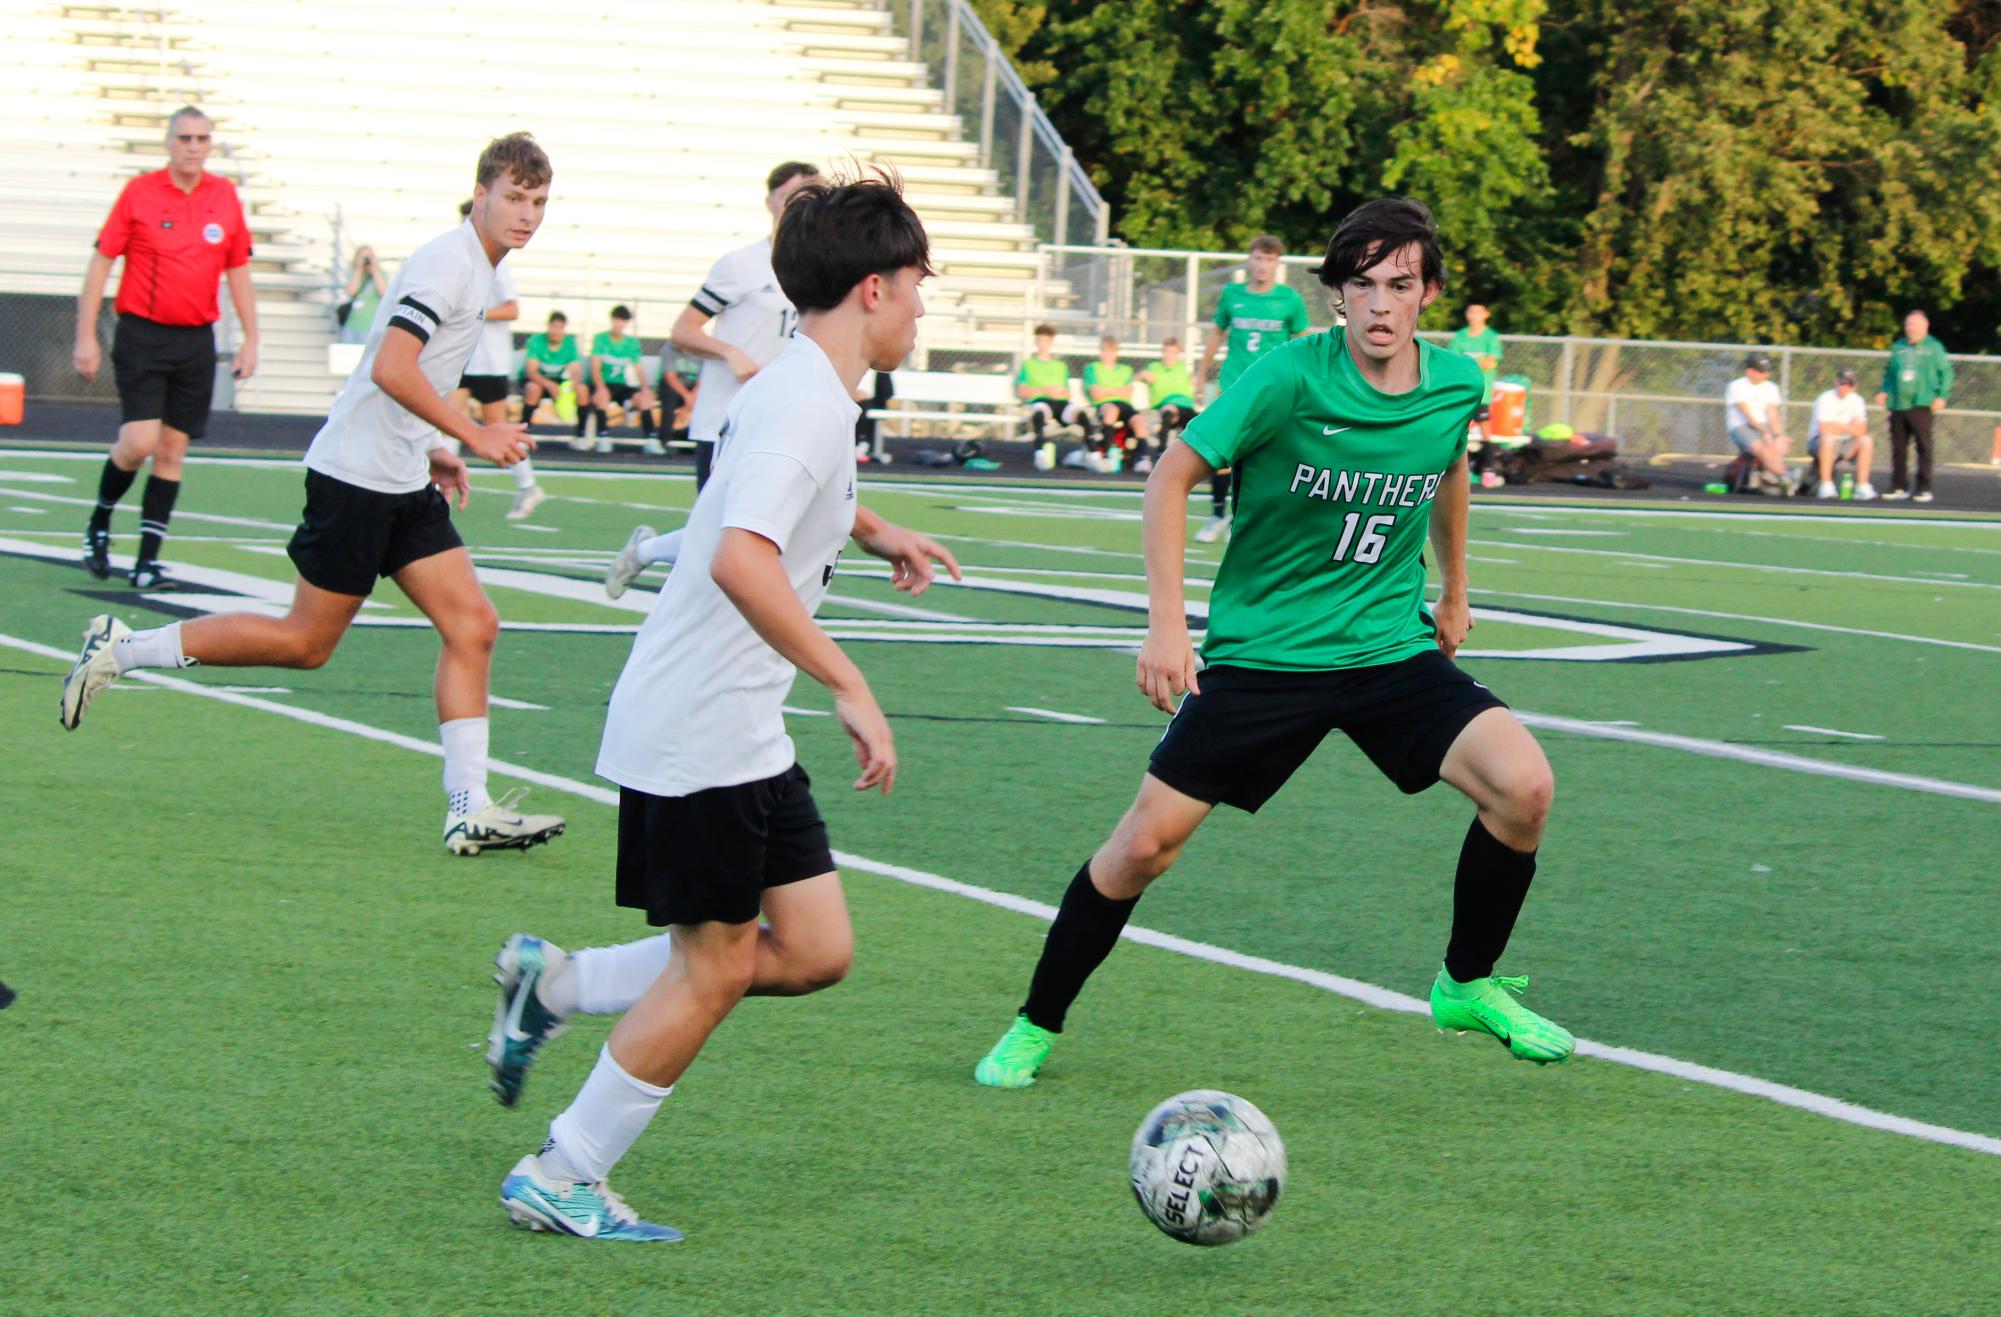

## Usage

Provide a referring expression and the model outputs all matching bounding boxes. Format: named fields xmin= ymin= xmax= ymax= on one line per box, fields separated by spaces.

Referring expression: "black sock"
xmin=135 ymin=475 xmax=180 ymax=564
xmin=90 ymin=459 xmax=138 ymax=534
xmin=1020 ymin=861 xmax=1141 ymax=1033
xmin=1211 ymin=470 xmax=1233 ymax=515
xmin=1442 ymin=818 xmax=1538 ymax=983
xmin=639 ymin=405 xmax=656 ymax=439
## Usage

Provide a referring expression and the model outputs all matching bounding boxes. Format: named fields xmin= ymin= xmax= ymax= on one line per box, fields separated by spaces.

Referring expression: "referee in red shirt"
xmin=73 ymin=106 xmax=258 ymax=589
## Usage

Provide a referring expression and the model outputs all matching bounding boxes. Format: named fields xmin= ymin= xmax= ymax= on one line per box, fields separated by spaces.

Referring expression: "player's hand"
xmin=727 ymin=348 xmax=760 ymax=383
xmin=1931 ymin=396 xmax=1947 ymax=412
xmin=1873 ymin=392 xmax=1888 ymax=407
xmin=856 ymin=523 xmax=962 ymax=597
xmin=231 ymin=339 xmax=259 ymax=381
xmin=835 ymin=686 xmax=897 ymax=794
xmin=1433 ymin=592 xmax=1474 ymax=660
xmin=428 ymin=446 xmax=471 ymax=509
xmin=74 ymin=338 xmax=101 ymax=382
xmin=463 ymin=421 xmax=534 ymax=468
xmin=1136 ymin=625 xmax=1200 ymax=714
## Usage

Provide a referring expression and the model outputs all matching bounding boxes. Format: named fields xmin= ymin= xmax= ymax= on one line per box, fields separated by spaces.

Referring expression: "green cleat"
xmin=974 ymin=1015 xmax=1057 ymax=1089
xmin=1430 ymin=967 xmax=1575 ymax=1065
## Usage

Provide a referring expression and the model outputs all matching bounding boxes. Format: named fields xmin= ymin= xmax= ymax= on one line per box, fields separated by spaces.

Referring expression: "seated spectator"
xmin=578 ymin=304 xmax=660 ymax=454
xmin=854 ymin=368 xmax=894 ymax=463
xmin=336 ymin=245 xmax=386 ymax=344
xmin=520 ymin=311 xmax=582 ymax=422
xmin=1017 ymin=324 xmax=1091 ymax=468
xmin=1725 ymin=352 xmax=1793 ymax=494
xmin=1807 ymin=368 xmax=1877 ymax=500
xmin=659 ymin=343 xmax=700 ymax=441
xmin=1137 ymin=336 xmax=1199 ymax=473
xmin=1082 ymin=335 xmax=1138 ymax=457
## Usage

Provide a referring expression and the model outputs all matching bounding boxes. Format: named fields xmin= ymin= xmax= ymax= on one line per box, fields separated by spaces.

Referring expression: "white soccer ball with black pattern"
xmin=1128 ymin=1090 xmax=1286 ymax=1245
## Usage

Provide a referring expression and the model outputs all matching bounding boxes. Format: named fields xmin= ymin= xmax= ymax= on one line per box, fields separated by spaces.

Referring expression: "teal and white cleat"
xmin=487 ymin=933 xmax=570 ymax=1107
xmin=603 ymin=523 xmax=655 ymax=600
xmin=444 ymin=788 xmax=566 ymax=856
xmin=59 ymin=614 xmax=130 ymax=730
xmin=501 ymin=1153 xmax=682 ymax=1242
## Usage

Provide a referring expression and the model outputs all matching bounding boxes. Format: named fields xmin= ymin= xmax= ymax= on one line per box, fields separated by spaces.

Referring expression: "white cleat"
xmin=505 ymin=485 xmax=546 ymax=522
xmin=59 ymin=614 xmax=129 ymax=730
xmin=445 ymin=788 xmax=566 ymax=856
xmin=604 ymin=524 xmax=656 ymax=600
xmin=1816 ymin=481 xmax=1838 ymax=499
xmin=1194 ymin=514 xmax=1232 ymax=544
xmin=1853 ymin=483 xmax=1878 ymax=501
xmin=641 ymin=439 xmax=666 ymax=457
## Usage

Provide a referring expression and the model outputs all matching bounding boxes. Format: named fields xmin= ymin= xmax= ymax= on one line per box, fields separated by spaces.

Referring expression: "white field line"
xmin=488 ymin=695 xmax=550 ymax=711
xmin=1006 ymin=706 xmax=1107 ymax=724
xmin=4 ymin=626 xmax=1994 ymax=1157
xmin=1470 ymin=588 xmax=2001 ymax=656
xmin=1784 ymin=724 xmax=1884 ymax=741
xmin=781 ymin=705 xmax=831 ymax=718
xmin=1475 ymin=538 xmax=2001 ymax=591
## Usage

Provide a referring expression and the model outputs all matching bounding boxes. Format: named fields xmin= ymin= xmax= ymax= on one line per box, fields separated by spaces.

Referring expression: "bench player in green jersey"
xmin=1136 ymin=335 xmax=1198 ymax=472
xmin=1017 ymin=323 xmax=1092 ymax=468
xmin=1194 ymin=235 xmax=1310 ymax=541
xmin=974 ymin=198 xmax=1575 ymax=1089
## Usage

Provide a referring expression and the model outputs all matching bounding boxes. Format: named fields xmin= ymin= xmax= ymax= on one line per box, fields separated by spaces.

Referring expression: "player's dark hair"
xmin=458 ymin=199 xmax=474 ymax=219
xmin=548 ymin=311 xmax=567 ymax=325
xmin=1311 ymin=198 xmax=1444 ymax=297
xmin=477 ymin=132 xmax=552 ymax=190
xmin=1033 ymin=323 xmax=1056 ymax=338
xmin=772 ymin=166 xmax=933 ymax=314
xmin=767 ymin=161 xmax=821 ymax=194
xmin=610 ymin=305 xmax=632 ymax=320
xmin=1099 ymin=335 xmax=1118 ymax=348
xmin=1248 ymin=235 xmax=1284 ymax=256
xmin=1162 ymin=335 xmax=1181 ymax=347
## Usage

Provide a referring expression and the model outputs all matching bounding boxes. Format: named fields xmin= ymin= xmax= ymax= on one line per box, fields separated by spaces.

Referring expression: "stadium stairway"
xmin=1 ymin=0 xmax=1066 ymax=414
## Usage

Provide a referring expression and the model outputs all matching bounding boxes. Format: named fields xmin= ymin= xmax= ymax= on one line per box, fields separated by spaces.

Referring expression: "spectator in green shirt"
xmin=1873 ymin=310 xmax=1954 ymax=502
xmin=1448 ymin=303 xmax=1505 ymax=489
xmin=520 ymin=310 xmax=582 ymax=419
xmin=580 ymin=304 xmax=661 ymax=454
xmin=1018 ymin=323 xmax=1090 ymax=468
xmin=1081 ymin=335 xmax=1137 ymax=462
xmin=1136 ymin=335 xmax=1199 ymax=474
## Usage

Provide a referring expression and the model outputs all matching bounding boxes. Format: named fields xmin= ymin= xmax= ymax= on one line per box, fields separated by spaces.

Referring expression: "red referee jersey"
xmin=95 ymin=168 xmax=253 ymax=327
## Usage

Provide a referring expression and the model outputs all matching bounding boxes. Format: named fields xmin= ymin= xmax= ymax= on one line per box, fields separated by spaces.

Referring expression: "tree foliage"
xmin=972 ymin=0 xmax=2001 ymax=347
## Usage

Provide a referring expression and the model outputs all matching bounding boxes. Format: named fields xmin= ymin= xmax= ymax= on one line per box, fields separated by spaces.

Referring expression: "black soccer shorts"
xmin=1148 ymin=649 xmax=1508 ymax=813
xmin=112 ymin=314 xmax=218 ymax=438
xmin=285 ymin=469 xmax=464 ymax=597
xmin=457 ymin=373 xmax=509 ymax=405
xmin=615 ymin=765 xmax=835 ymax=926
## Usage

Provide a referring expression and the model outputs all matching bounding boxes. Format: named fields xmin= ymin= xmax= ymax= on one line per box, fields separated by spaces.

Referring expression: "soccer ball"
xmin=1128 ymin=1090 xmax=1286 ymax=1245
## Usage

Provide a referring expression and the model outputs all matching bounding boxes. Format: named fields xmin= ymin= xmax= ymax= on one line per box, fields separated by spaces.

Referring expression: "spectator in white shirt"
xmin=1806 ymin=368 xmax=1877 ymax=500
xmin=1724 ymin=352 xmax=1793 ymax=493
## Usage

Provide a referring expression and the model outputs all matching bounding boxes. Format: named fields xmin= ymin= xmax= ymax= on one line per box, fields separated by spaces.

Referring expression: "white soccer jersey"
xmin=687 ymin=236 xmax=796 ymax=443
xmin=1724 ymin=376 xmax=1783 ymax=432
xmin=597 ymin=333 xmax=860 ymax=796
xmin=1807 ymin=388 xmax=1866 ymax=442
xmin=466 ymin=258 xmax=518 ymax=377
xmin=307 ymin=220 xmax=495 ymax=493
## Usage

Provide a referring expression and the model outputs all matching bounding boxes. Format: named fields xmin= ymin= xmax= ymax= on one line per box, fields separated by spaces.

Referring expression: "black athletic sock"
xmin=639 ymin=404 xmax=656 ymax=439
xmin=90 ymin=459 xmax=139 ymax=534
xmin=1019 ymin=861 xmax=1141 ymax=1033
xmin=693 ymin=440 xmax=716 ymax=489
xmin=135 ymin=475 xmax=180 ymax=564
xmin=1211 ymin=470 xmax=1233 ymax=516
xmin=1442 ymin=817 xmax=1538 ymax=983
xmin=1029 ymin=409 xmax=1048 ymax=441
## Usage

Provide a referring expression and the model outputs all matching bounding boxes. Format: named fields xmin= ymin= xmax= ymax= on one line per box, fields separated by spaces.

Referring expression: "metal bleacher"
xmin=0 ymin=0 xmax=1061 ymax=414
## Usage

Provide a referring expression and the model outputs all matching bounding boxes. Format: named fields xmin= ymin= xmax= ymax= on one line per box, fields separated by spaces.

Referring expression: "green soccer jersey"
xmin=1447 ymin=325 xmax=1502 ymax=404
xmin=1145 ymin=360 xmax=1196 ymax=408
xmin=592 ymin=331 xmax=644 ymax=386
xmin=1214 ymin=282 xmax=1311 ymax=391
xmin=1181 ymin=330 xmax=1484 ymax=671
xmin=522 ymin=332 xmax=578 ymax=377
xmin=1017 ymin=355 xmax=1070 ymax=402
xmin=1083 ymin=360 xmax=1134 ymax=401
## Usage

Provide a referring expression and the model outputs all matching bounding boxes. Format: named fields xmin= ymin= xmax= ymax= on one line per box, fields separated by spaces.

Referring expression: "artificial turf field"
xmin=4 ymin=445 xmax=2000 ymax=1313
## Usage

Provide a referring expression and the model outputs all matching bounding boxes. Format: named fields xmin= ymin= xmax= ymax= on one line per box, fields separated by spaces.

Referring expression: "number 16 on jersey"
xmin=1331 ymin=512 xmax=1395 ymax=564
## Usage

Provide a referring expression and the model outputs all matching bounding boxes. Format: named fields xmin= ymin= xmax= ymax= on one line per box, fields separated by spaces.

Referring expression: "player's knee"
xmin=1502 ymin=762 xmax=1555 ymax=834
xmin=1115 ymin=823 xmax=1182 ymax=882
xmin=799 ymin=941 xmax=852 ymax=994
xmin=450 ymin=602 xmax=500 ymax=654
xmin=289 ymin=629 xmax=340 ymax=669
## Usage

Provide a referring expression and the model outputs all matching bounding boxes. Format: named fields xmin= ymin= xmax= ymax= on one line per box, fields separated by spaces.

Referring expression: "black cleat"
xmin=128 ymin=560 xmax=172 ymax=590
xmin=83 ymin=529 xmax=111 ymax=579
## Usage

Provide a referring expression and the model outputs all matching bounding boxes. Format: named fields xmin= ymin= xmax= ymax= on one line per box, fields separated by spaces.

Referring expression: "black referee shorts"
xmin=616 ymin=765 xmax=835 ymax=927
xmin=285 ymin=470 xmax=464 ymax=597
xmin=1148 ymin=650 xmax=1508 ymax=813
xmin=112 ymin=314 xmax=217 ymax=438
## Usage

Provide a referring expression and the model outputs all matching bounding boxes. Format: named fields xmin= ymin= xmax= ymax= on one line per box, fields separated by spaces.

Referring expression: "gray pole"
xmin=978 ymin=55 xmax=996 ymax=166
xmin=942 ymin=3 xmax=960 ymax=113
xmin=1015 ymin=93 xmax=1035 ymax=223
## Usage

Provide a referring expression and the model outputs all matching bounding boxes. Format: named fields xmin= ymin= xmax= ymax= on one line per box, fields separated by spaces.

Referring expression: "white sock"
xmin=543 ymin=1044 xmax=670 ymax=1183
xmin=636 ymin=529 xmax=684 ymax=566
xmin=440 ymin=716 xmax=490 ymax=817
xmin=112 ymin=623 xmax=194 ymax=673
xmin=511 ymin=457 xmax=537 ymax=491
xmin=566 ymin=935 xmax=675 ymax=1016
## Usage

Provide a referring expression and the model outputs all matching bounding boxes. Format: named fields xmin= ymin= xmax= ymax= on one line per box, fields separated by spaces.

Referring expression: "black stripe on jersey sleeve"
xmin=387 ymin=294 xmax=440 ymax=344
xmin=384 ymin=316 xmax=431 ymax=345
xmin=397 ymin=295 xmax=441 ymax=324
xmin=691 ymin=285 xmax=730 ymax=316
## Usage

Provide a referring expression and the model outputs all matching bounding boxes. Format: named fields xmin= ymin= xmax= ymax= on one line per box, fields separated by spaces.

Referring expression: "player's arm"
xmin=224 ymin=264 xmax=259 ymax=380
xmin=1428 ymin=449 xmax=1473 ymax=660
xmin=1136 ymin=440 xmax=1211 ymax=713
xmin=1197 ymin=325 xmax=1225 ymax=383
xmin=73 ymin=250 xmax=116 ymax=381
xmin=670 ymin=304 xmax=758 ymax=382
xmin=851 ymin=502 xmax=961 ymax=597
xmin=486 ymin=298 xmax=520 ymax=323
xmin=711 ymin=527 xmax=895 ymax=793
xmin=371 ymin=325 xmax=529 ymax=471
xmin=1933 ymin=350 xmax=1953 ymax=411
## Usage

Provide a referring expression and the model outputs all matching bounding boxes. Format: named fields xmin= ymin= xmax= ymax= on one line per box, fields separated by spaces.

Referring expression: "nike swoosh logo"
xmin=1323 ymin=426 xmax=1351 ymax=435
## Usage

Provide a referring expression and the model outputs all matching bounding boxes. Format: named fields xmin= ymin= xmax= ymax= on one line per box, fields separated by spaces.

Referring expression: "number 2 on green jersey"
xmin=1331 ymin=512 xmax=1396 ymax=564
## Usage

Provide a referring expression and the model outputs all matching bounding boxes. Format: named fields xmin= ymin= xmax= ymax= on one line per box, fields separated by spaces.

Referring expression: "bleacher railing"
xmin=890 ymin=0 xmax=1107 ymax=255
